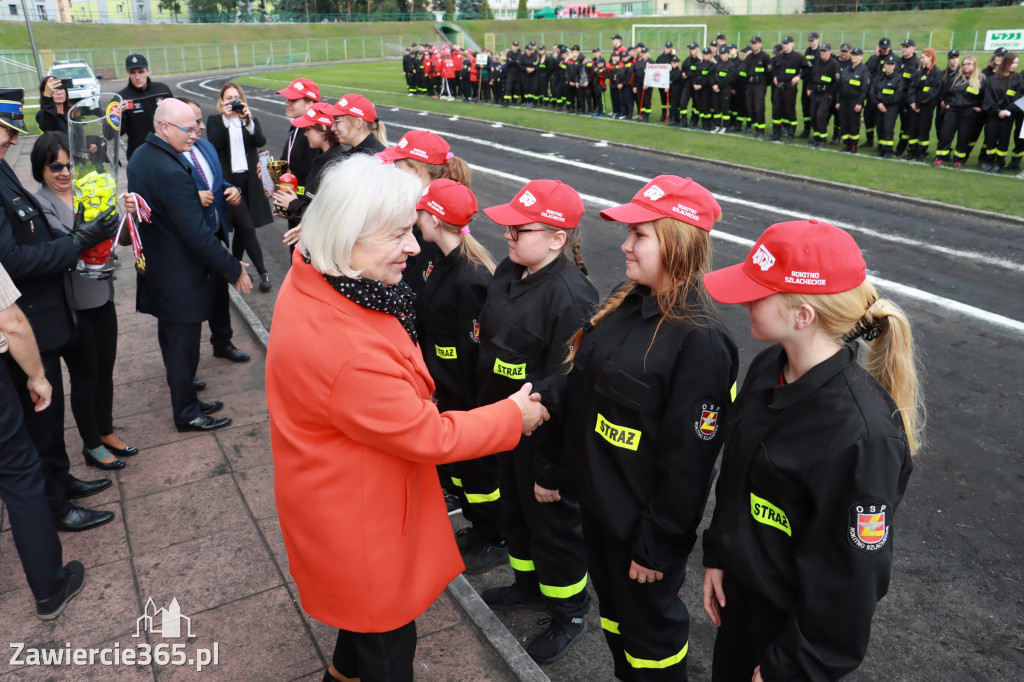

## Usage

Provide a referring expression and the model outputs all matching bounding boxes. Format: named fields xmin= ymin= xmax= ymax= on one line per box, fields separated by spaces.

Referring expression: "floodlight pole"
xmin=21 ymin=0 xmax=44 ymax=81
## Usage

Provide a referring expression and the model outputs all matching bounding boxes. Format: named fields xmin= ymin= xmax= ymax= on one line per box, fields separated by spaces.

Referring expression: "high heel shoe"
xmin=82 ymin=446 xmax=126 ymax=470
xmin=99 ymin=441 xmax=139 ymax=457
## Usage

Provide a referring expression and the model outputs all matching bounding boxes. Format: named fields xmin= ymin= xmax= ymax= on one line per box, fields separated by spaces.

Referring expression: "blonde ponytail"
xmin=403 ymin=155 xmax=472 ymax=188
xmin=368 ymin=119 xmax=388 ymax=146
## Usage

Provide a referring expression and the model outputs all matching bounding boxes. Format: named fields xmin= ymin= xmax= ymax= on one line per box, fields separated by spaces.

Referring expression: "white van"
xmin=48 ymin=60 xmax=103 ymax=100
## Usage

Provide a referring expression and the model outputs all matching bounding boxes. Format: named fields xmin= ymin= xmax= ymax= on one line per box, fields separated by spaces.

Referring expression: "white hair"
xmin=300 ymin=154 xmax=421 ymax=277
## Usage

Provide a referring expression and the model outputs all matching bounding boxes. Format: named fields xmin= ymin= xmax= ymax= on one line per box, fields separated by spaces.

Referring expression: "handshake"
xmin=507 ymin=382 xmax=550 ymax=437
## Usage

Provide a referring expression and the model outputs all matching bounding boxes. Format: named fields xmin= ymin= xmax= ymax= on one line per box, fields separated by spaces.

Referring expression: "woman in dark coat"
xmin=206 ymin=81 xmax=274 ymax=291
xmin=36 ymin=76 xmax=72 ymax=136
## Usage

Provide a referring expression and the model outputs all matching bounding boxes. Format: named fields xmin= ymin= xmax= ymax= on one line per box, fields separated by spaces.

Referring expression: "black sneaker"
xmin=462 ymin=539 xmax=508 ymax=575
xmin=36 ymin=561 xmax=85 ymax=620
xmin=481 ymin=583 xmax=547 ymax=612
xmin=526 ymin=616 xmax=588 ymax=663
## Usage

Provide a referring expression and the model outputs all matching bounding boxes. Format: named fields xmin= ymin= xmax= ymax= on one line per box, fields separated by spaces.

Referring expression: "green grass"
xmin=238 ymin=62 xmax=1021 ymax=217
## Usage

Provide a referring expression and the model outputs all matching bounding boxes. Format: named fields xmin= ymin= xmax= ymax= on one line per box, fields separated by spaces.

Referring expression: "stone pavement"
xmin=0 ymin=138 xmax=525 ymax=680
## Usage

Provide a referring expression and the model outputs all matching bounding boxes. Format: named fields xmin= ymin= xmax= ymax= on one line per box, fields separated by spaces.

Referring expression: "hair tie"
xmin=842 ymin=314 xmax=884 ymax=343
xmin=459 ymin=226 xmax=470 ymax=234
xmin=444 ymin=152 xmax=454 ymax=161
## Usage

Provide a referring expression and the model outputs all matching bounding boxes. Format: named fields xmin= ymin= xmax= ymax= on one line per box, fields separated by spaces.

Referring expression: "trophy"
xmin=266 ymin=159 xmax=291 ymax=217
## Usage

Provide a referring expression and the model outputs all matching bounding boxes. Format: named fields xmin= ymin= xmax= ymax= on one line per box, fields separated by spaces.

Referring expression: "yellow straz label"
xmin=435 ymin=345 xmax=457 ymax=359
xmin=750 ymin=493 xmax=791 ymax=536
xmin=882 ymin=88 xmax=895 ymax=95
xmin=493 ymin=358 xmax=526 ymax=379
xmin=595 ymin=414 xmax=641 ymax=451
xmin=850 ymin=79 xmax=861 ymax=86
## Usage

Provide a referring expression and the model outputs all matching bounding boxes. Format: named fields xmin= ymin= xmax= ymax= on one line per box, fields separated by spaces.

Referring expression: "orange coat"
xmin=266 ymin=250 xmax=522 ymax=632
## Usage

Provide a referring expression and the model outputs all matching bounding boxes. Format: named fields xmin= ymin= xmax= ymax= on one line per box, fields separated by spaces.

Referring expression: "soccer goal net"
xmin=631 ymin=24 xmax=708 ymax=52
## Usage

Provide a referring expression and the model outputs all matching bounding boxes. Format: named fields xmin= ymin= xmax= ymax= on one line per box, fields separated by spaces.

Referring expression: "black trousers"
xmin=694 ymin=87 xmax=712 ymax=127
xmin=771 ymin=84 xmax=798 ymax=128
xmin=228 ymin=171 xmax=266 ymax=275
xmin=907 ymin=104 xmax=936 ymax=151
xmin=711 ymin=572 xmax=789 ymax=682
xmin=583 ymin=506 xmax=689 ymax=681
xmin=448 ymin=454 xmax=504 ymax=542
xmin=505 ymin=73 xmax=524 ymax=103
xmin=610 ymin=86 xmax=621 ymax=115
xmin=936 ymin=107 xmax=980 ymax=161
xmin=62 ymin=299 xmax=117 ymax=450
xmin=156 ymin=320 xmax=202 ymax=426
xmin=875 ymin=105 xmax=899 ymax=150
xmin=669 ymin=85 xmax=683 ymax=123
xmin=498 ymin=442 xmax=590 ymax=618
xmin=800 ymin=89 xmax=811 ymax=128
xmin=746 ymin=82 xmax=767 ymax=129
xmin=983 ymin=111 xmax=1015 ymax=166
xmin=591 ymin=84 xmax=605 ymax=115
xmin=332 ymin=620 xmax=416 ymax=682
xmin=208 ymin=278 xmax=234 ymax=351
xmin=0 ymin=359 xmax=65 ymax=602
xmin=838 ymin=99 xmax=862 ymax=142
xmin=897 ymin=101 xmax=913 ymax=146
xmin=679 ymin=81 xmax=695 ymax=119
xmin=637 ymin=87 xmax=653 ymax=117
xmin=3 ymin=350 xmax=73 ymax=518
xmin=712 ymin=88 xmax=732 ymax=125
xmin=732 ymin=84 xmax=748 ymax=126
xmin=809 ymin=92 xmax=833 ymax=138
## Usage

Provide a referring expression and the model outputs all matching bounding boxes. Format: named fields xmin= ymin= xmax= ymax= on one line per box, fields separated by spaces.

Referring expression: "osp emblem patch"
xmin=422 ymin=262 xmax=434 ymax=281
xmin=693 ymin=402 xmax=721 ymax=441
xmin=848 ymin=502 xmax=890 ymax=552
xmin=470 ymin=319 xmax=480 ymax=343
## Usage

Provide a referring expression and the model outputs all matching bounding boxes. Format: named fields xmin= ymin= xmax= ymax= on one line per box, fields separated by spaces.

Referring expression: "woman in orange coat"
xmin=266 ymin=154 xmax=549 ymax=682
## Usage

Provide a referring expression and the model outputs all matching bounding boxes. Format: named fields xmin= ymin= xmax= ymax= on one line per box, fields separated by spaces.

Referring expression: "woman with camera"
xmin=207 ymin=82 xmax=274 ymax=292
xmin=36 ymin=77 xmax=73 ymax=137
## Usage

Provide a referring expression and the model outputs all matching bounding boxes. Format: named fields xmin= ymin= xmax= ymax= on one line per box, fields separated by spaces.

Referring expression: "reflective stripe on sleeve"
xmin=539 ymin=572 xmax=588 ymax=599
xmin=465 ymin=488 xmax=501 ymax=504
xmin=625 ymin=641 xmax=689 ymax=669
xmin=450 ymin=477 xmax=463 ymax=487
xmin=509 ymin=555 xmax=536 ymax=572
xmin=730 ymin=381 xmax=738 ymax=402
xmin=601 ymin=617 xmax=620 ymax=634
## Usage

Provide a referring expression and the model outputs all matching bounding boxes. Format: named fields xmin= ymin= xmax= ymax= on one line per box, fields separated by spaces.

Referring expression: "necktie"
xmin=187 ymin=149 xmax=218 ymax=232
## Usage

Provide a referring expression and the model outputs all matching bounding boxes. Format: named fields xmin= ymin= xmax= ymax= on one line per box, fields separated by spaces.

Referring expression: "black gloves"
xmin=70 ymin=204 xmax=119 ymax=253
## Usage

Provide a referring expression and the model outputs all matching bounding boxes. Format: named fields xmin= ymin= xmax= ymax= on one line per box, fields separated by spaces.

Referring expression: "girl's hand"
xmin=703 ymin=567 xmax=726 ymax=626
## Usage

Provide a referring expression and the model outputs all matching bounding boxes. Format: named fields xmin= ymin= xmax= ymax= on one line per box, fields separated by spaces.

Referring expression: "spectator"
xmin=35 ymin=77 xmax=72 ymax=137
xmin=117 ymin=54 xmax=173 ymax=161
xmin=206 ymin=82 xmax=274 ymax=294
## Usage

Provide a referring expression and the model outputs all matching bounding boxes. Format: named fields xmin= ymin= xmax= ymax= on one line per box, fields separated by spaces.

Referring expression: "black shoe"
xmin=259 ymin=273 xmax=272 ymax=292
xmin=82 ymin=446 xmax=126 ymax=470
xmin=36 ymin=561 xmax=85 ymax=620
xmin=55 ymin=506 xmax=115 ymax=532
xmin=455 ymin=526 xmax=479 ymax=551
xmin=176 ymin=414 xmax=232 ymax=432
xmin=482 ymin=583 xmax=547 ymax=612
xmin=193 ymin=378 xmax=207 ymax=391
xmin=199 ymin=399 xmax=224 ymax=415
xmin=526 ymin=616 xmax=588 ymax=664
xmin=65 ymin=477 xmax=112 ymax=499
xmin=798 ymin=128 xmax=811 ymax=138
xmin=213 ymin=345 xmax=250 ymax=363
xmin=461 ymin=539 xmax=509 ymax=575
xmin=100 ymin=441 xmax=138 ymax=457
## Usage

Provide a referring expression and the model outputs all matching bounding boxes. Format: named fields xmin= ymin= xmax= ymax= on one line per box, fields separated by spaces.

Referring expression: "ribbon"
xmin=112 ymin=192 xmax=151 ymax=273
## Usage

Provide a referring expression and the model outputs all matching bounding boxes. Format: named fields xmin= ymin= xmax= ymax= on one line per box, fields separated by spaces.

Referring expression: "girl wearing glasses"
xmin=206 ymin=81 xmax=273 ymax=292
xmin=474 ymin=179 xmax=598 ymax=664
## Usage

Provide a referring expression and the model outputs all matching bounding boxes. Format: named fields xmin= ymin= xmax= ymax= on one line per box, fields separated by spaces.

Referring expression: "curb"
xmin=226 ymin=287 xmax=548 ymax=682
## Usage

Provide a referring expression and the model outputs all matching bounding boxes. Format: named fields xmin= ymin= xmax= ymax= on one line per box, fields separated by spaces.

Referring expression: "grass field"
xmin=237 ymin=61 xmax=1020 ymax=217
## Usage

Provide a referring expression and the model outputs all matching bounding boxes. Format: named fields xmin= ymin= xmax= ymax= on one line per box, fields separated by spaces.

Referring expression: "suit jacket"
xmin=206 ymin=114 xmax=273 ymax=228
xmin=0 ymin=160 xmax=78 ymax=352
xmin=183 ymin=138 xmax=231 ymax=244
xmin=127 ymin=133 xmax=241 ymax=324
xmin=266 ymin=249 xmax=522 ymax=632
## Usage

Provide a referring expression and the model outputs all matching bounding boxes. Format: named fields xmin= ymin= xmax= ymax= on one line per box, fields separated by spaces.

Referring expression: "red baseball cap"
xmin=290 ymin=102 xmax=336 ymax=128
xmin=377 ymin=130 xmax=453 ymax=165
xmin=483 ymin=179 xmax=584 ymax=229
xmin=599 ymin=175 xmax=721 ymax=231
xmin=703 ymin=219 xmax=867 ymax=304
xmin=277 ymin=78 xmax=321 ymax=102
xmin=416 ymin=179 xmax=478 ymax=227
xmin=329 ymin=94 xmax=377 ymax=123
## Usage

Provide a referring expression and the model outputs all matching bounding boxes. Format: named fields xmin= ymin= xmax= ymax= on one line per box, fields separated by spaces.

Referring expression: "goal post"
xmin=631 ymin=24 xmax=708 ymax=52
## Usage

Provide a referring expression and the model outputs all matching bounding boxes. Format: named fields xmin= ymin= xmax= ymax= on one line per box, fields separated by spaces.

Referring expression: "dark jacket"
xmin=807 ymin=56 xmax=841 ymax=96
xmin=713 ymin=59 xmax=738 ymax=90
xmin=941 ymin=73 xmax=985 ymax=109
xmin=127 ymin=133 xmax=241 ymax=324
xmin=117 ymin=78 xmax=173 ymax=161
xmin=566 ymin=286 xmax=737 ymax=572
xmin=911 ymin=65 xmax=943 ymax=108
xmin=772 ymin=50 xmax=806 ymax=88
xmin=871 ymin=70 xmax=904 ymax=108
xmin=35 ymin=95 xmax=69 ymax=137
xmin=284 ymin=143 xmax=346 ymax=220
xmin=184 ymin=137 xmax=232 ymax=243
xmin=896 ymin=53 xmax=921 ymax=103
xmin=704 ymin=344 xmax=912 ymax=682
xmin=839 ymin=62 xmax=870 ymax=104
xmin=206 ymin=113 xmax=273 ymax=228
xmin=0 ymin=160 xmax=78 ymax=352
xmin=982 ymin=72 xmax=1019 ymax=114
xmin=744 ymin=51 xmax=772 ymax=85
xmin=281 ymin=125 xmax=322 ymax=193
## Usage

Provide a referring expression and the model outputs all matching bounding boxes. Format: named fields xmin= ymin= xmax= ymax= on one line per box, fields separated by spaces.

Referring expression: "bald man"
xmin=127 ymin=99 xmax=252 ymax=432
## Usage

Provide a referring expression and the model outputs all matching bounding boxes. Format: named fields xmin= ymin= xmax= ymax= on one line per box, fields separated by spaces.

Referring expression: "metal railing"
xmin=804 ymin=0 xmax=1011 ymax=10
xmin=0 ymin=8 xmax=439 ymax=23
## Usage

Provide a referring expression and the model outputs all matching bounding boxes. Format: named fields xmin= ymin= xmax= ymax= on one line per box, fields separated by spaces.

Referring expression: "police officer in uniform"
xmin=0 ymin=88 xmax=119 ymax=532
xmin=838 ymin=47 xmax=870 ymax=152
xmin=799 ymin=32 xmax=821 ymax=138
xmin=118 ymin=54 xmax=174 ymax=161
xmin=871 ymin=54 xmax=903 ymax=157
xmin=864 ymin=37 xmax=894 ymax=148
xmin=894 ymin=39 xmax=920 ymax=157
xmin=805 ymin=43 xmax=840 ymax=147
xmin=745 ymin=37 xmax=772 ymax=139
xmin=771 ymin=36 xmax=804 ymax=142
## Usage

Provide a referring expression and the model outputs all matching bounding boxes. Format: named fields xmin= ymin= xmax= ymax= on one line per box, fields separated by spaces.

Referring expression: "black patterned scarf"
xmin=321 ymin=272 xmax=419 ymax=344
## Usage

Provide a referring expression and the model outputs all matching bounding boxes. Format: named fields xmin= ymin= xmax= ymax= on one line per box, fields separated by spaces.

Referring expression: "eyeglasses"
xmin=159 ymin=120 xmax=200 ymax=136
xmin=47 ymin=162 xmax=74 ymax=173
xmin=506 ymin=226 xmax=547 ymax=242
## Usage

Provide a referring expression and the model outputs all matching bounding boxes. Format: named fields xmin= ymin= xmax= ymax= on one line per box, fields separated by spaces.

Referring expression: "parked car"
xmin=47 ymin=60 xmax=102 ymax=101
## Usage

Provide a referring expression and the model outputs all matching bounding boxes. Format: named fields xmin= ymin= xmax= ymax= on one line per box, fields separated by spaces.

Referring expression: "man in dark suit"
xmin=127 ymin=98 xmax=252 ymax=432
xmin=0 ymin=87 xmax=118 ymax=532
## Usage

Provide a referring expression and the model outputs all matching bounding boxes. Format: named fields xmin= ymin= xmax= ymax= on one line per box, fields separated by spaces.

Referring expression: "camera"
xmin=228 ymin=98 xmax=245 ymax=114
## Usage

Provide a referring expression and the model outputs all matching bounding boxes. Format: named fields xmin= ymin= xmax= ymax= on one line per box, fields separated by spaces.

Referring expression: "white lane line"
xmin=470 ymin=163 xmax=1024 ymax=338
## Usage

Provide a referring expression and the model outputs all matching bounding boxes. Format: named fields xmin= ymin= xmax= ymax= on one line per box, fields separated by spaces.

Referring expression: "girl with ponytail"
xmin=701 ymin=219 xmax=922 ymax=682
xmin=562 ymin=176 xmax=738 ymax=681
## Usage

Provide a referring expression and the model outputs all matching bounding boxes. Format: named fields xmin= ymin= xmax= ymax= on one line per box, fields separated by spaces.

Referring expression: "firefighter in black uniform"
xmin=771 ymin=36 xmax=804 ymax=143
xmin=668 ymin=55 xmax=684 ymax=126
xmin=566 ymin=46 xmax=585 ymax=114
xmin=838 ymin=47 xmax=870 ymax=153
xmin=616 ymin=49 xmax=636 ymax=119
xmin=566 ymin=176 xmax=738 ymax=681
xmin=935 ymin=49 xmax=960 ymax=140
xmin=477 ymin=180 xmax=597 ymax=664
xmin=980 ymin=53 xmax=1019 ymax=173
xmin=830 ymin=43 xmax=853 ymax=144
xmin=702 ymin=218 xmax=920 ymax=682
xmin=871 ymin=54 xmax=903 ymax=157
xmin=864 ymin=37 xmax=894 ymax=147
xmin=694 ymin=47 xmax=716 ymax=130
xmin=934 ymin=54 xmax=986 ymax=168
xmin=906 ymin=48 xmax=943 ymax=162
xmin=679 ymin=42 xmax=702 ymax=128
xmin=590 ymin=48 xmax=608 ymax=117
xmin=403 ymin=46 xmax=416 ymax=93
xmin=522 ymin=42 xmax=540 ymax=108
xmin=504 ymin=41 xmax=522 ymax=106
xmin=117 ymin=53 xmax=173 ymax=161
xmin=894 ymin=39 xmax=921 ymax=157
xmin=655 ymin=42 xmax=676 ymax=120
xmin=745 ymin=37 xmax=772 ymax=139
xmin=711 ymin=46 xmax=738 ymax=133
xmin=798 ymin=32 xmax=820 ymax=138
xmin=536 ymin=46 xmax=551 ymax=107
xmin=633 ymin=48 xmax=654 ymax=122
xmin=805 ymin=42 xmax=841 ymax=147
xmin=731 ymin=46 xmax=750 ymax=132
xmin=551 ymin=47 xmax=569 ymax=111
xmin=608 ymin=52 xmax=623 ymax=117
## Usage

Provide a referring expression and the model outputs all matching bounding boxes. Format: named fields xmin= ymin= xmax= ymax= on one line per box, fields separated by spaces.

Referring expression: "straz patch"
xmin=693 ymin=402 xmax=721 ymax=441
xmin=848 ymin=502 xmax=890 ymax=552
xmin=435 ymin=345 xmax=457 ymax=359
xmin=493 ymin=357 xmax=525 ymax=380
xmin=594 ymin=413 xmax=640 ymax=451
xmin=470 ymin=319 xmax=480 ymax=344
xmin=750 ymin=493 xmax=791 ymax=536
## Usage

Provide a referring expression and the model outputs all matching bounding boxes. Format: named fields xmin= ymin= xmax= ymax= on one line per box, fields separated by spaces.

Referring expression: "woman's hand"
xmin=534 ymin=483 xmax=561 ymax=503
xmin=752 ymin=665 xmax=764 ymax=682
xmin=282 ymin=224 xmax=302 ymax=246
xmin=44 ymin=77 xmax=59 ymax=97
xmin=123 ymin=193 xmax=138 ymax=215
xmin=703 ymin=567 xmax=726 ymax=627
xmin=629 ymin=560 xmax=663 ymax=585
xmin=272 ymin=186 xmax=298 ymax=210
xmin=508 ymin=381 xmax=549 ymax=436
xmin=241 ymin=103 xmax=253 ymax=123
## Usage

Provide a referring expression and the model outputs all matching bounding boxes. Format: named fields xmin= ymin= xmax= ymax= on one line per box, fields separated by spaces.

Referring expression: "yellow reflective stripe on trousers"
xmin=601 ymin=617 xmax=620 ymax=634
xmin=625 ymin=641 xmax=689 ymax=669
xmin=539 ymin=572 xmax=588 ymax=599
xmin=509 ymin=555 xmax=535 ymax=572
xmin=465 ymin=488 xmax=501 ymax=504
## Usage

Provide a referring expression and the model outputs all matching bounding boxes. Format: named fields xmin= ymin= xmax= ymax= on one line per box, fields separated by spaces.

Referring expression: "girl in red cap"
xmin=563 ymin=176 xmax=738 ymax=681
xmin=475 ymin=179 xmax=598 ymax=664
xmin=700 ymin=219 xmax=922 ymax=682
xmin=330 ymin=93 xmax=388 ymax=157
xmin=273 ymin=102 xmax=343 ymax=226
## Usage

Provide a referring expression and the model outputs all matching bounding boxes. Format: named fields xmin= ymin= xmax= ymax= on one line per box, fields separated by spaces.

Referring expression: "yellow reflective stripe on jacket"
xmin=510 ymin=555 xmax=535 ymax=572
xmin=450 ymin=477 xmax=463 ymax=487
xmin=730 ymin=381 xmax=737 ymax=402
xmin=625 ymin=641 xmax=689 ymax=669
xmin=465 ymin=488 xmax=501 ymax=504
xmin=435 ymin=344 xmax=457 ymax=359
xmin=750 ymin=492 xmax=792 ymax=536
xmin=821 ymin=75 xmax=832 ymax=82
xmin=493 ymin=357 xmax=526 ymax=379
xmin=601 ymin=617 xmax=620 ymax=634
xmin=539 ymin=572 xmax=588 ymax=599
xmin=850 ymin=79 xmax=861 ymax=86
